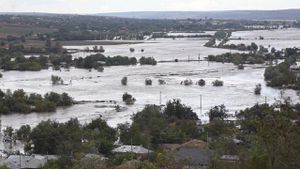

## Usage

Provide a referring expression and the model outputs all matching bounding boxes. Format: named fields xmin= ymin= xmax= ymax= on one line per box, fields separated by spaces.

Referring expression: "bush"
xmin=145 ymin=79 xmax=152 ymax=86
xmin=197 ymin=79 xmax=206 ymax=86
xmin=238 ymin=64 xmax=244 ymax=70
xmin=51 ymin=75 xmax=63 ymax=85
xmin=122 ymin=93 xmax=136 ymax=105
xmin=97 ymin=66 xmax=104 ymax=72
xmin=121 ymin=77 xmax=128 ymax=86
xmin=181 ymin=79 xmax=193 ymax=86
xmin=158 ymin=79 xmax=166 ymax=85
xmin=212 ymin=80 xmax=224 ymax=86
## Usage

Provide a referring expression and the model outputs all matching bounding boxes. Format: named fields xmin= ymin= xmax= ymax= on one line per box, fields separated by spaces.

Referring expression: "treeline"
xmin=74 ymin=54 xmax=137 ymax=69
xmin=221 ymin=42 xmax=260 ymax=51
xmin=0 ymin=89 xmax=73 ymax=114
xmin=207 ymin=53 xmax=265 ymax=65
xmin=0 ymin=50 xmax=157 ymax=71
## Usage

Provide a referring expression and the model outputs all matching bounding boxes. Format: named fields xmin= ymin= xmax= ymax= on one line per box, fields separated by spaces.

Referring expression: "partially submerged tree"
xmin=122 ymin=93 xmax=136 ymax=105
xmin=121 ymin=77 xmax=128 ymax=86
xmin=51 ymin=75 xmax=63 ymax=85
xmin=145 ymin=78 xmax=152 ymax=86
xmin=158 ymin=79 xmax=166 ymax=85
xmin=212 ymin=80 xmax=224 ymax=87
xmin=181 ymin=79 xmax=193 ymax=86
xmin=197 ymin=79 xmax=206 ymax=86
xmin=254 ymin=84 xmax=262 ymax=95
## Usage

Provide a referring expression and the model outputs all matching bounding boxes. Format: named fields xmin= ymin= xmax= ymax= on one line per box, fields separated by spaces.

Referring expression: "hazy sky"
xmin=0 ymin=0 xmax=299 ymax=13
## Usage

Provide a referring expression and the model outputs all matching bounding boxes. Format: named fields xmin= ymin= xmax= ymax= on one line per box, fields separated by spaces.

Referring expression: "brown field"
xmin=24 ymin=40 xmax=145 ymax=49
xmin=0 ymin=23 xmax=55 ymax=37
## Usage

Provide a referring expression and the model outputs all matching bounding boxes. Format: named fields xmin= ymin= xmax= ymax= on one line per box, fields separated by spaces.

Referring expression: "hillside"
xmin=96 ymin=9 xmax=300 ymax=20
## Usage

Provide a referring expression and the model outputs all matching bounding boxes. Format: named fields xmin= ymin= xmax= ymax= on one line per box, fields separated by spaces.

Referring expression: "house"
xmin=159 ymin=144 xmax=181 ymax=151
xmin=114 ymin=160 xmax=140 ymax=169
xmin=180 ymin=139 xmax=208 ymax=149
xmin=174 ymin=148 xmax=213 ymax=169
xmin=162 ymin=140 xmax=213 ymax=169
xmin=112 ymin=145 xmax=153 ymax=154
xmin=290 ymin=62 xmax=300 ymax=80
xmin=0 ymin=154 xmax=58 ymax=169
xmin=219 ymin=155 xmax=240 ymax=169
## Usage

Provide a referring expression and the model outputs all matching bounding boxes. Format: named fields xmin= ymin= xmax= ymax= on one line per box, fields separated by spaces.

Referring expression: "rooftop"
xmin=112 ymin=145 xmax=153 ymax=154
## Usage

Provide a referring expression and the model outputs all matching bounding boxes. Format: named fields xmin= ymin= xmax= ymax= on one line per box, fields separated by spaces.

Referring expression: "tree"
xmin=212 ymin=80 xmax=224 ymax=87
xmin=121 ymin=77 xmax=128 ymax=86
xmin=122 ymin=93 xmax=136 ymax=105
xmin=16 ymin=125 xmax=31 ymax=141
xmin=251 ymin=42 xmax=258 ymax=52
xmin=254 ymin=84 xmax=262 ymax=95
xmin=145 ymin=79 xmax=152 ymax=86
xmin=208 ymin=105 xmax=228 ymax=122
xmin=51 ymin=75 xmax=63 ymax=85
xmin=197 ymin=79 xmax=206 ymax=86
xmin=164 ymin=99 xmax=199 ymax=121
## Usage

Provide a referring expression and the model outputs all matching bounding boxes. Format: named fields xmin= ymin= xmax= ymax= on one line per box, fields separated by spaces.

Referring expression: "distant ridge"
xmin=96 ymin=9 xmax=300 ymax=20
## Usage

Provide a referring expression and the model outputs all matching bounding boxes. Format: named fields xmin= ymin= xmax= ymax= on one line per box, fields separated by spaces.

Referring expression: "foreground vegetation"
xmin=2 ymin=98 xmax=297 ymax=169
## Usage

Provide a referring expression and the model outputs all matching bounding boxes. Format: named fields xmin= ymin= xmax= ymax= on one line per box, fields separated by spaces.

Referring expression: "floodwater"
xmin=0 ymin=30 xmax=299 ymax=131
xmin=66 ymin=38 xmax=235 ymax=61
xmin=228 ymin=28 xmax=300 ymax=50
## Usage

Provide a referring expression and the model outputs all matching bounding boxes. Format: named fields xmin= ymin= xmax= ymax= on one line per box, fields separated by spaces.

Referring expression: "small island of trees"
xmin=0 ymin=89 xmax=73 ymax=114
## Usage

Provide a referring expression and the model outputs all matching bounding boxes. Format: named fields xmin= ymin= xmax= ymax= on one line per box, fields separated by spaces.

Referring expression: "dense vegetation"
xmin=139 ymin=57 xmax=157 ymax=65
xmin=0 ymin=89 xmax=73 ymax=114
xmin=0 ymin=49 xmax=157 ymax=71
xmin=0 ymin=15 xmax=271 ymax=41
xmin=264 ymin=61 xmax=297 ymax=87
xmin=74 ymin=54 xmax=137 ymax=69
xmin=7 ymin=99 xmax=300 ymax=169
xmin=208 ymin=53 xmax=265 ymax=65
xmin=118 ymin=99 xmax=200 ymax=149
xmin=264 ymin=47 xmax=300 ymax=89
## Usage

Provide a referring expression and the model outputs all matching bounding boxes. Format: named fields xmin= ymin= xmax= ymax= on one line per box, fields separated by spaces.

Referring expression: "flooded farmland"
xmin=0 ymin=29 xmax=300 ymax=130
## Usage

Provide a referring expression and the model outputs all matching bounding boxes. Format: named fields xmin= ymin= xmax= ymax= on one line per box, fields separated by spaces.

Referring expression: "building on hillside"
xmin=160 ymin=139 xmax=212 ymax=169
xmin=290 ymin=61 xmax=300 ymax=80
xmin=0 ymin=154 xmax=58 ymax=169
xmin=112 ymin=145 xmax=153 ymax=154
xmin=219 ymin=155 xmax=240 ymax=169
xmin=160 ymin=139 xmax=209 ymax=152
xmin=174 ymin=148 xmax=213 ymax=169
xmin=180 ymin=139 xmax=208 ymax=149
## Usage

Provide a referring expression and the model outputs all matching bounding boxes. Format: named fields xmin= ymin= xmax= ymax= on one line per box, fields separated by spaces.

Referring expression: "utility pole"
xmin=265 ymin=96 xmax=267 ymax=104
xmin=159 ymin=91 xmax=162 ymax=105
xmin=200 ymin=95 xmax=203 ymax=115
xmin=207 ymin=131 xmax=209 ymax=146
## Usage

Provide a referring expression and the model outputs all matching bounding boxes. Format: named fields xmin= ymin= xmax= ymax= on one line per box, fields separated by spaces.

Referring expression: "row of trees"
xmin=207 ymin=53 xmax=265 ymax=65
xmin=0 ymin=50 xmax=158 ymax=71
